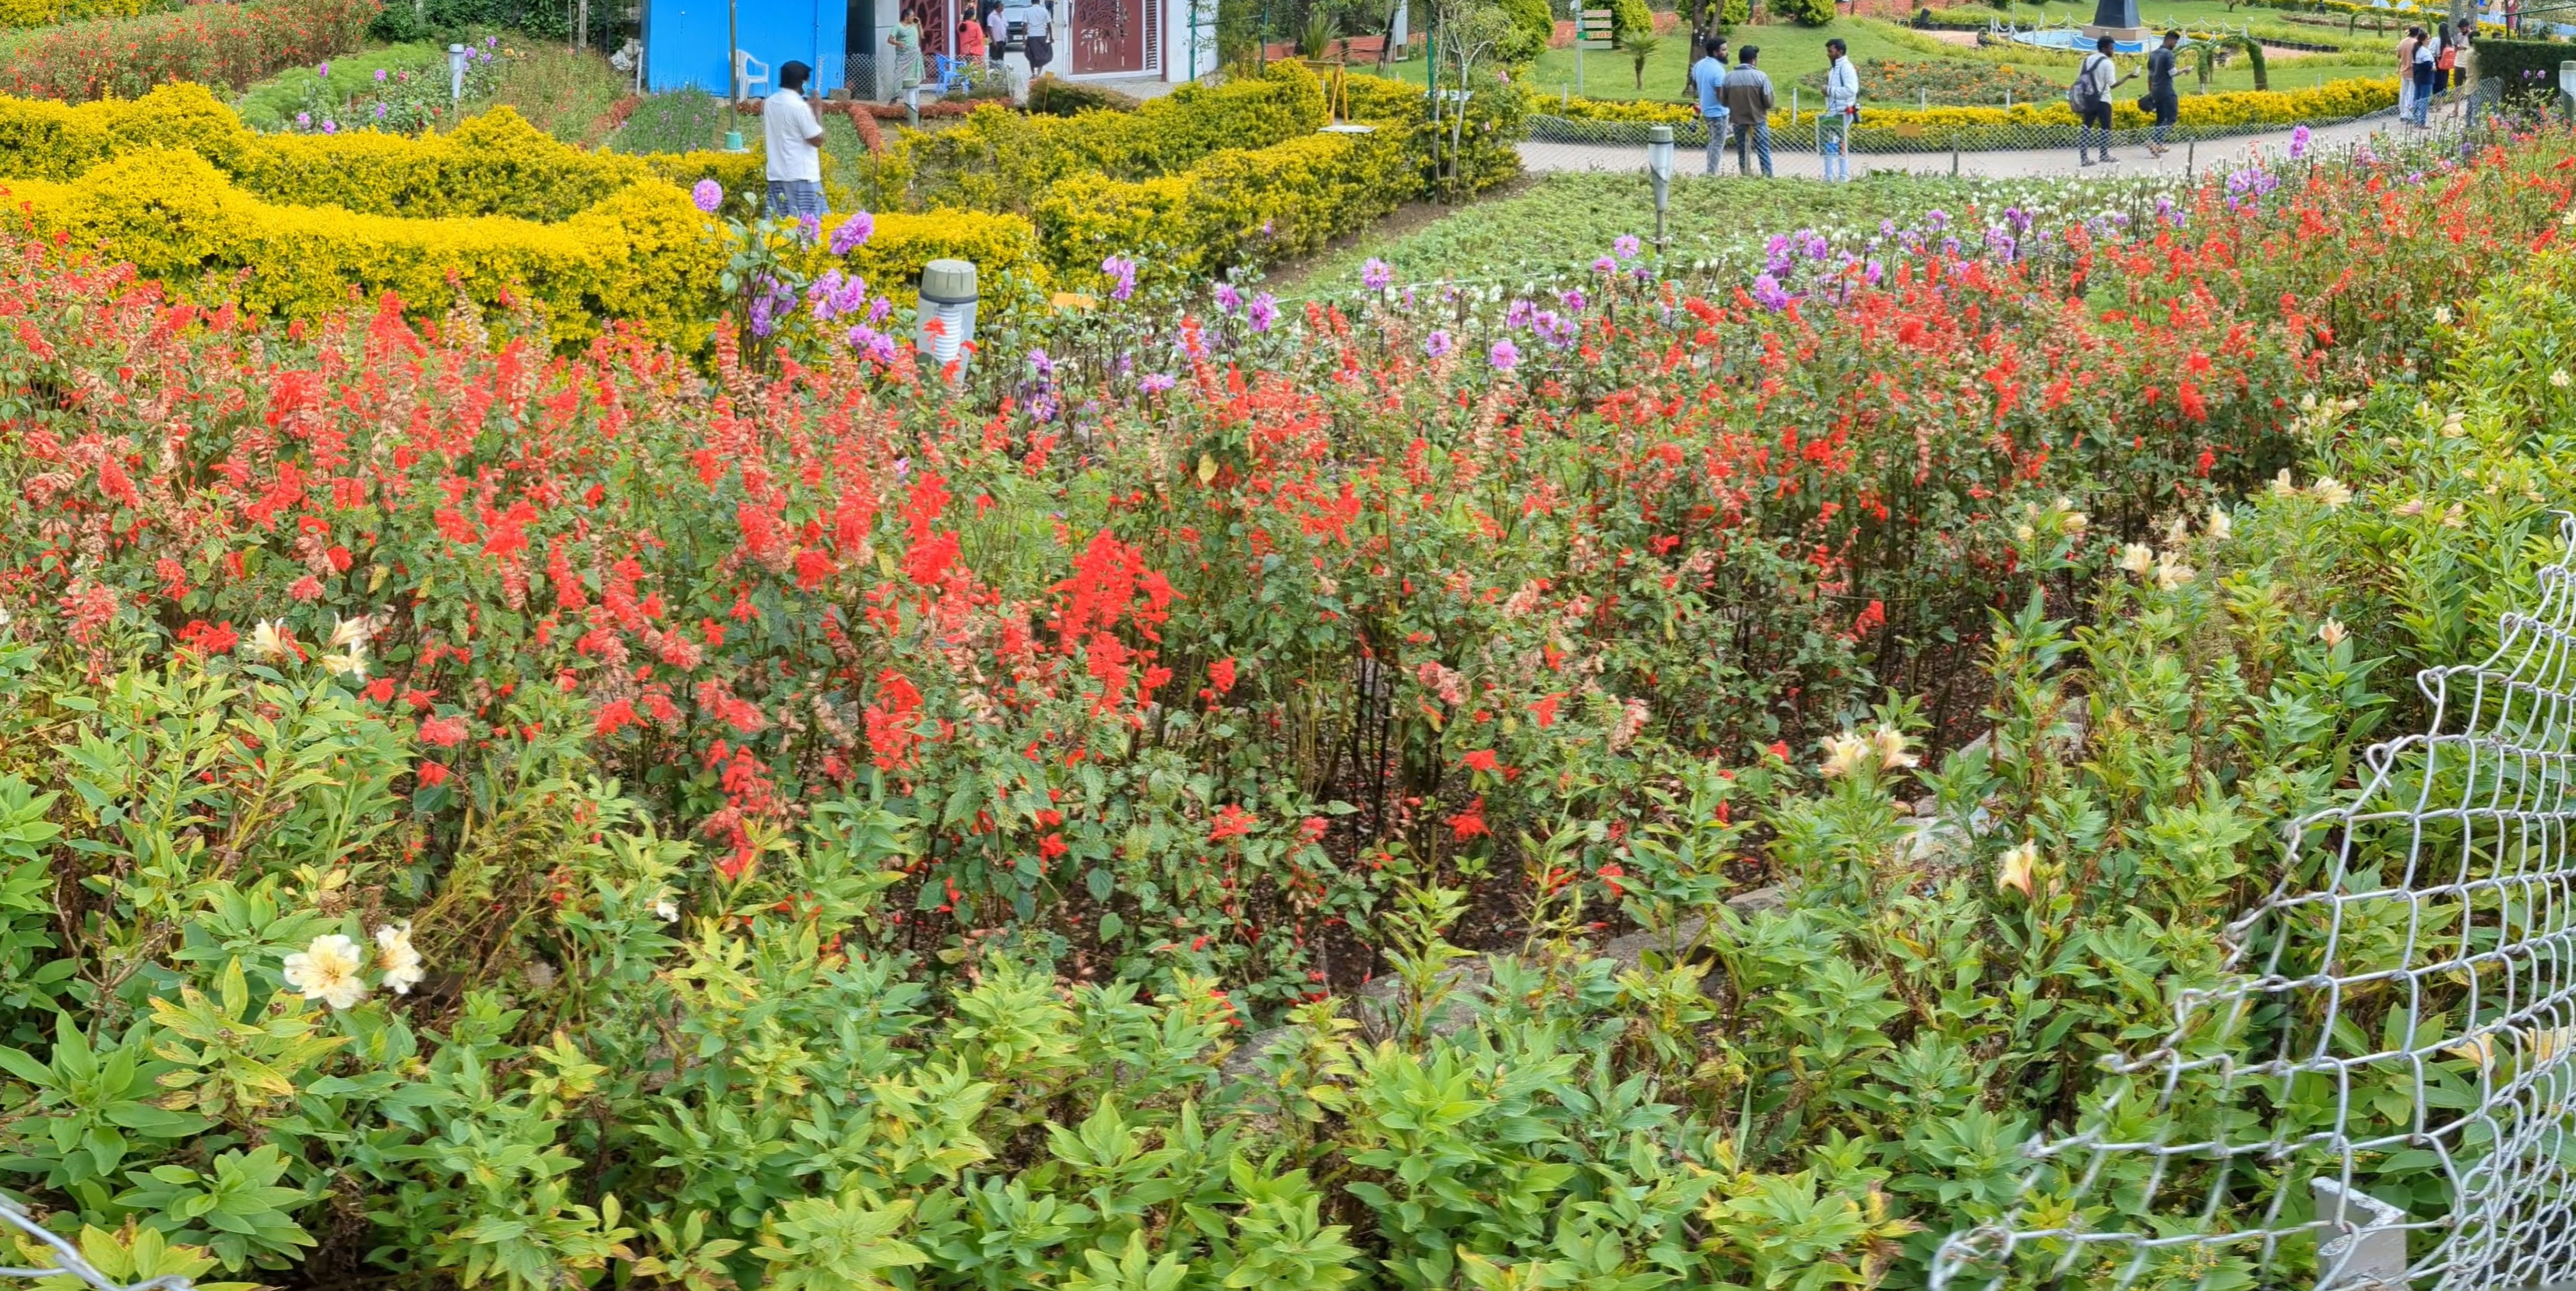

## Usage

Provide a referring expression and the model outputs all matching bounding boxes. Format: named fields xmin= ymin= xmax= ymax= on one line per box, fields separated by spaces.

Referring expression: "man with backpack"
xmin=2069 ymin=36 xmax=2128 ymax=167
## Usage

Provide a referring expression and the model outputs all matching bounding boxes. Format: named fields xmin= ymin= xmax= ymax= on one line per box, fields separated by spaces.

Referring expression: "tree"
xmin=1430 ymin=0 xmax=1515 ymax=198
xmin=1623 ymin=30 xmax=1660 ymax=86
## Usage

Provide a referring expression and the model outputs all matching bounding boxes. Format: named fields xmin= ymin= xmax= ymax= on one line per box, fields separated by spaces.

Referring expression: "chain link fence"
xmin=1932 ymin=513 xmax=2576 ymax=1291
xmin=1 ymin=1194 xmax=188 ymax=1291
xmin=1517 ymin=78 xmax=2500 ymax=176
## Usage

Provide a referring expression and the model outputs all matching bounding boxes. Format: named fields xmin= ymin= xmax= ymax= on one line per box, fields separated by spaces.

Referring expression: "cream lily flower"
xmin=2154 ymin=555 xmax=2196 ymax=590
xmin=1819 ymin=732 xmax=1874 ymax=779
xmin=283 ymin=934 xmax=368 ymax=1010
xmin=1870 ymin=723 xmax=1917 ymax=771
xmin=2313 ymin=477 xmax=2354 ymax=509
xmin=2319 ymin=618 xmax=2347 ymax=648
xmin=2269 ymin=469 xmax=2300 ymax=499
xmin=375 ymin=922 xmax=424 ymax=996
xmin=2205 ymin=506 xmax=2231 ymax=540
xmin=1997 ymin=840 xmax=2039 ymax=898
xmin=2117 ymin=543 xmax=2155 ymax=576
xmin=2061 ymin=508 xmax=2089 ymax=536
xmin=250 ymin=619 xmax=294 ymax=663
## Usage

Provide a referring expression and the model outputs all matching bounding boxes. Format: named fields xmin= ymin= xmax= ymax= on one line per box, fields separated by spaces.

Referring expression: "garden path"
xmin=1516 ymin=107 xmax=2448 ymax=181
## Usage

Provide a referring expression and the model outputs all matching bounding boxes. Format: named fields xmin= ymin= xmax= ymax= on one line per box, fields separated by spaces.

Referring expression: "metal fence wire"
xmin=1517 ymin=77 xmax=2500 ymax=177
xmin=1931 ymin=513 xmax=2576 ymax=1291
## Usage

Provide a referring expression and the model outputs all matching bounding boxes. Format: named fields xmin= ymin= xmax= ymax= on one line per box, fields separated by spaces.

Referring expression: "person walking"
xmin=2395 ymin=26 xmax=2416 ymax=121
xmin=2437 ymin=23 xmax=2462 ymax=91
xmin=1690 ymin=36 xmax=1730 ymax=175
xmin=1013 ymin=0 xmax=1055 ymax=76
xmin=1821 ymin=37 xmax=1859 ymax=181
xmin=2071 ymin=36 xmax=2126 ymax=166
xmin=2144 ymin=29 xmax=2180 ymax=157
xmin=2412 ymin=23 xmax=2439 ymax=125
xmin=1720 ymin=45 xmax=1775 ymax=178
xmin=762 ymin=60 xmax=828 ymax=220
xmin=888 ymin=2 xmax=925 ymax=104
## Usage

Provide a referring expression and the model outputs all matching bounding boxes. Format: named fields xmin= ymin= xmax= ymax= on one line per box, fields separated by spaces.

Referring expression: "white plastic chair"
xmin=734 ymin=49 xmax=769 ymax=102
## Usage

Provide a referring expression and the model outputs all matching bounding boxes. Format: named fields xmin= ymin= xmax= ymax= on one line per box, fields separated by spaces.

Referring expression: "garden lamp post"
xmin=917 ymin=259 xmax=980 ymax=373
xmin=1646 ymin=124 xmax=1672 ymax=263
xmin=726 ymin=0 xmax=745 ymax=152
xmin=2561 ymin=60 xmax=2576 ymax=130
xmin=448 ymin=44 xmax=467 ymax=101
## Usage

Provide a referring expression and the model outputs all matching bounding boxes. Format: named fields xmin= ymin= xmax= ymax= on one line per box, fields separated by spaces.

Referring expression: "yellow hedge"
xmin=809 ymin=209 xmax=1046 ymax=304
xmin=0 ymin=0 xmax=159 ymax=29
xmin=1 ymin=149 xmax=726 ymax=346
xmin=1545 ymin=77 xmax=2398 ymax=133
xmin=1036 ymin=126 xmax=1416 ymax=284
xmin=886 ymin=64 xmax=1330 ymax=214
xmin=0 ymin=86 xmax=762 ymax=222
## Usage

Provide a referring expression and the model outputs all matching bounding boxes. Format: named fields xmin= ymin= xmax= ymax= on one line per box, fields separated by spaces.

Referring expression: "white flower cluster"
xmin=282 ymin=921 xmax=424 ymax=1010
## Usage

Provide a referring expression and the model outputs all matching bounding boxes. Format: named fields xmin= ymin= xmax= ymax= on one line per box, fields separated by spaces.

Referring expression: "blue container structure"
xmin=642 ymin=0 xmax=850 ymax=97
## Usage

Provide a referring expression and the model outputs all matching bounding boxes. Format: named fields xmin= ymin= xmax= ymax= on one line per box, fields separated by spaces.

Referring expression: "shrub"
xmin=1536 ymin=77 xmax=2401 ymax=146
xmin=0 ymin=0 xmax=377 ymax=102
xmin=885 ymin=64 xmax=1328 ymax=213
xmin=0 ymin=0 xmax=167 ymax=30
xmin=1036 ymin=125 xmax=1420 ymax=280
xmin=1026 ymin=72 xmax=1145 ymax=115
xmin=0 ymin=90 xmax=1034 ymax=339
xmin=1776 ymin=0 xmax=1836 ymax=26
xmin=2465 ymin=34 xmax=2576 ymax=107
xmin=1610 ymin=0 xmax=1656 ymax=40
xmin=1498 ymin=0 xmax=1554 ymax=62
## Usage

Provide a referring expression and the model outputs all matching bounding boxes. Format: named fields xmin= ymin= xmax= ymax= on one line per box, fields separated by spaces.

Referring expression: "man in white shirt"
xmin=1009 ymin=1 xmax=1054 ymax=74
xmin=762 ymin=60 xmax=828 ymax=220
xmin=1819 ymin=37 xmax=1857 ymax=182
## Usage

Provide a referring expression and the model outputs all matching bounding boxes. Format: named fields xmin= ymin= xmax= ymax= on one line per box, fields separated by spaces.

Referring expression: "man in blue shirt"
xmin=1689 ymin=37 xmax=1729 ymax=175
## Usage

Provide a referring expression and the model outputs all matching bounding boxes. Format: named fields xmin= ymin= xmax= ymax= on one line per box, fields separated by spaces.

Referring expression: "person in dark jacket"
xmin=2144 ymin=30 xmax=2179 ymax=157
xmin=1718 ymin=46 xmax=1774 ymax=178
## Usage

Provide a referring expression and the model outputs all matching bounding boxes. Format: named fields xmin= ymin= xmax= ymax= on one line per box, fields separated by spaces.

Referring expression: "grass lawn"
xmin=1283 ymin=165 xmax=2181 ymax=292
xmin=1527 ymin=5 xmax=2395 ymax=104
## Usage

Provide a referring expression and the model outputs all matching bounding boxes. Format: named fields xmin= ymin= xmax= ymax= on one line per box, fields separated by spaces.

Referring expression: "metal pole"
xmin=727 ymin=0 xmax=741 ymax=143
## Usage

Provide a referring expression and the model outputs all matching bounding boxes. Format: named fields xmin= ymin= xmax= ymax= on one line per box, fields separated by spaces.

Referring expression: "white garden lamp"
xmin=448 ymin=44 xmax=467 ymax=101
xmin=2562 ymin=59 xmax=2576 ymax=127
xmin=917 ymin=259 xmax=979 ymax=372
xmin=1646 ymin=125 xmax=1673 ymax=262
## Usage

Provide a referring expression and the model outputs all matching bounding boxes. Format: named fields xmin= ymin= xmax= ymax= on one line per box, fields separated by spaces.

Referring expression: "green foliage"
xmin=1776 ymin=0 xmax=1836 ymax=27
xmin=1496 ymin=0 xmax=1554 ymax=63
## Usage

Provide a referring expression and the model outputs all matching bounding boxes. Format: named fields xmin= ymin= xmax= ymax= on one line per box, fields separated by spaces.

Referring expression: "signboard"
xmin=1578 ymin=7 xmax=1615 ymax=49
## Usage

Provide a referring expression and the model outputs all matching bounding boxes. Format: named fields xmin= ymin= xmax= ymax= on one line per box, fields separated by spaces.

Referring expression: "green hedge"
xmin=2469 ymin=35 xmax=2576 ymax=106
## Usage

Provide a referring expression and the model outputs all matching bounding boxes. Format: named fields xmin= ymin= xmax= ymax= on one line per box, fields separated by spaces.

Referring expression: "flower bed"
xmin=0 ymin=125 xmax=2569 ymax=1291
xmin=0 ymin=0 xmax=376 ymax=102
xmin=234 ymin=38 xmax=510 ymax=134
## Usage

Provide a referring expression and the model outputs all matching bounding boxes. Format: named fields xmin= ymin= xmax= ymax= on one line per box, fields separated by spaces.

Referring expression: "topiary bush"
xmin=1777 ymin=0 xmax=1835 ymax=26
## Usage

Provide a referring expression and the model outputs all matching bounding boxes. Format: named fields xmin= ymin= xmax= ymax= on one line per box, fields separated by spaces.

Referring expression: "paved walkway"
xmin=1519 ymin=107 xmax=2460 ymax=181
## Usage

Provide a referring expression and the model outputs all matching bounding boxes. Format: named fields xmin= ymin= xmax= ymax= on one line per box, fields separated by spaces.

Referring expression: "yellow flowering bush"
xmin=0 ymin=84 xmax=1036 ymax=346
xmin=889 ymin=65 xmax=1330 ymax=213
xmin=1541 ymin=78 xmax=2398 ymax=147
xmin=1036 ymin=127 xmax=1416 ymax=283
xmin=2 ymin=150 xmax=726 ymax=346
xmin=0 ymin=0 xmax=163 ymax=29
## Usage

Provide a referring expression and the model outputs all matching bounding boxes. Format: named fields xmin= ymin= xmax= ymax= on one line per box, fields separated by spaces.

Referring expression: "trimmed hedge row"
xmin=2466 ymin=35 xmax=2576 ymax=105
xmin=882 ymin=70 xmax=1329 ymax=213
xmin=1037 ymin=125 xmax=1420 ymax=283
xmin=0 ymin=86 xmax=1040 ymax=343
xmin=0 ymin=85 xmax=761 ymax=220
xmin=0 ymin=0 xmax=166 ymax=30
xmin=1541 ymin=77 xmax=2398 ymax=148
xmin=880 ymin=62 xmax=1522 ymax=290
